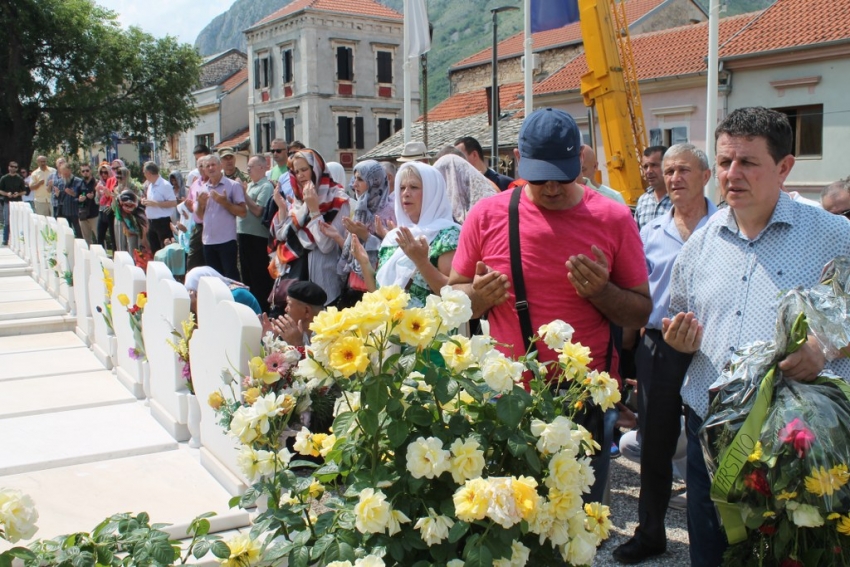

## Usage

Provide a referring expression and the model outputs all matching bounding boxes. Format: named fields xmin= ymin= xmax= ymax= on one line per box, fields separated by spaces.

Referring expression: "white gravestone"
xmin=25 ymin=206 xmax=38 ymax=266
xmin=33 ymin=215 xmax=48 ymax=287
xmin=189 ymin=277 xmax=260 ymax=496
xmin=89 ymin=246 xmax=114 ymax=369
xmin=55 ymin=224 xmax=76 ymax=312
xmin=73 ymin=240 xmax=93 ymax=345
xmin=112 ymin=251 xmax=146 ymax=398
xmin=144 ymin=261 xmax=191 ymax=441
xmin=44 ymin=217 xmax=63 ymax=296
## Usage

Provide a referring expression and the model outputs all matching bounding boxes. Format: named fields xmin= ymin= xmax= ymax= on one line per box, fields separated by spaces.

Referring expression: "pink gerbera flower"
xmin=264 ymin=352 xmax=288 ymax=374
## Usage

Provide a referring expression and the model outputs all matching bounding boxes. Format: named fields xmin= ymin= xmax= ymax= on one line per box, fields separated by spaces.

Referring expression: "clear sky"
xmin=94 ymin=0 xmax=236 ymax=45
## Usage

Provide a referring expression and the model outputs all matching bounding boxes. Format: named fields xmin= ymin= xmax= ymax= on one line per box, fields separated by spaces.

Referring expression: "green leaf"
xmin=448 ymin=520 xmax=470 ymax=543
xmin=388 ymin=539 xmax=406 ymax=562
xmin=523 ymin=447 xmax=542 ymax=472
xmin=358 ymin=408 xmax=380 ymax=436
xmin=324 ymin=541 xmax=356 ymax=564
xmin=293 ymin=529 xmax=312 ymax=547
xmin=406 ymin=405 xmax=433 ymax=426
xmin=263 ymin=540 xmax=294 ymax=562
xmin=310 ymin=534 xmax=334 ymax=559
xmin=496 ymin=394 xmax=526 ymax=429
xmin=150 ymin=539 xmax=177 ymax=564
xmin=192 ymin=540 xmax=211 ymax=559
xmin=211 ymin=540 xmax=231 ymax=559
xmin=507 ymin=432 xmax=529 ymax=456
xmin=435 ymin=375 xmax=459 ymax=405
xmin=363 ymin=381 xmax=388 ymax=412
xmin=192 ymin=518 xmax=210 ymax=537
xmin=387 ymin=420 xmax=409 ymax=448
xmin=291 ymin=545 xmax=310 ymax=567
xmin=464 ymin=538 xmax=493 ymax=567
xmin=333 ymin=412 xmax=356 ymax=436
xmin=386 ymin=397 xmax=404 ymax=418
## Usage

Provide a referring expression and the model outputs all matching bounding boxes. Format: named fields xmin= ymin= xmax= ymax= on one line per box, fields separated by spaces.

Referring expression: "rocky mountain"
xmin=194 ymin=0 xmax=775 ymax=109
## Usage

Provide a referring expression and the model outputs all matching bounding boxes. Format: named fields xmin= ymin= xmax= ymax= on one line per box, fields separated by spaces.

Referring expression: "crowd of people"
xmin=3 ymin=105 xmax=850 ymax=566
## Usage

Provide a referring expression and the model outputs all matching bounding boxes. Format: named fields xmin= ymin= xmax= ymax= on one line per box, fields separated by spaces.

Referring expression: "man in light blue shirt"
xmin=614 ymin=144 xmax=715 ymax=564
xmin=664 ymin=107 xmax=850 ymax=567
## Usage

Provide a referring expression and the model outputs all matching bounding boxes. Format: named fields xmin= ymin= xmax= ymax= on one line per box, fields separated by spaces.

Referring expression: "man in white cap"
xmin=449 ymin=107 xmax=651 ymax=505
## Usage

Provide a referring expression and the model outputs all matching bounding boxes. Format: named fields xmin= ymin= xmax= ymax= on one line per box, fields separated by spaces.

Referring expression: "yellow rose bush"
xmin=218 ymin=286 xmax=617 ymax=566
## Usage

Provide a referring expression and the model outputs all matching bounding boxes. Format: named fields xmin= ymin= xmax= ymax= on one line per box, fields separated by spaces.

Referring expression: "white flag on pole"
xmin=407 ymin=0 xmax=430 ymax=59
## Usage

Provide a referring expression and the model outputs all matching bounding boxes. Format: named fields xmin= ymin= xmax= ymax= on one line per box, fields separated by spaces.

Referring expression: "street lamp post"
xmin=491 ymin=5 xmax=519 ymax=170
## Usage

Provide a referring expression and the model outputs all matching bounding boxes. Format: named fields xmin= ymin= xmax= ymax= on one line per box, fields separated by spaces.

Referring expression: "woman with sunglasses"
xmin=114 ymin=189 xmax=148 ymax=254
xmin=95 ymin=162 xmax=118 ymax=252
xmin=112 ymin=167 xmax=144 ymax=252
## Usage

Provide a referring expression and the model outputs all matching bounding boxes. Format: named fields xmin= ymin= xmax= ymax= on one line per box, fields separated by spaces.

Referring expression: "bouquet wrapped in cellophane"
xmin=701 ymin=258 xmax=850 ymax=566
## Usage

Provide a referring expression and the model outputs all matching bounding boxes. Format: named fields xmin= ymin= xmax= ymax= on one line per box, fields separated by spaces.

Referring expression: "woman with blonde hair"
xmin=351 ymin=161 xmax=460 ymax=308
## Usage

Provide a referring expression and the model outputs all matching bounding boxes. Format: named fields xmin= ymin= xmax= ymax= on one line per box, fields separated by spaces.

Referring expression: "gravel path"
xmin=593 ymin=456 xmax=690 ymax=566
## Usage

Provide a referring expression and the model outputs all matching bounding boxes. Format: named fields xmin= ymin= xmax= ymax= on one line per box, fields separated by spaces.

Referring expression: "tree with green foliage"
xmin=0 ymin=0 xmax=202 ymax=170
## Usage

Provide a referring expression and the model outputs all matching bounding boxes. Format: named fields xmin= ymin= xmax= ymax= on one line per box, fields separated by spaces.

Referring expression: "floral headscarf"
xmin=337 ymin=160 xmax=393 ymax=278
xmin=269 ymin=149 xmax=349 ymax=278
xmin=433 ymin=154 xmax=499 ymax=223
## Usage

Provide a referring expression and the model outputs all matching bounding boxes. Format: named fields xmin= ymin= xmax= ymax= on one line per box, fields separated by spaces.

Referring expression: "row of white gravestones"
xmin=10 ymin=204 xmax=255 ymax=496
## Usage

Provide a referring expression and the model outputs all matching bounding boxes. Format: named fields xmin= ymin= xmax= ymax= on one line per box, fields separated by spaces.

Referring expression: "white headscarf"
xmin=326 ymin=161 xmax=347 ymax=189
xmin=376 ymin=162 xmax=459 ymax=288
xmin=433 ymin=154 xmax=499 ymax=223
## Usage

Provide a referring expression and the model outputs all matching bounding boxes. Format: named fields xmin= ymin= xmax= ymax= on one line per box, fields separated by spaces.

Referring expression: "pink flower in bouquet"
xmin=779 ymin=418 xmax=816 ymax=458
xmin=128 ymin=347 xmax=142 ymax=360
xmin=744 ymin=469 xmax=772 ymax=497
xmin=264 ymin=352 xmax=288 ymax=375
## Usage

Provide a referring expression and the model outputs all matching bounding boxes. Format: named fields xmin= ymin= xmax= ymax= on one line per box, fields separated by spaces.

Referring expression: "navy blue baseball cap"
xmin=517 ymin=108 xmax=582 ymax=182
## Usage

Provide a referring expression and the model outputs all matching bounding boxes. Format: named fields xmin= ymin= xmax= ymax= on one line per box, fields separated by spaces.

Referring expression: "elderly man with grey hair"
xmin=196 ymin=153 xmax=246 ymax=281
xmin=142 ymin=160 xmax=177 ymax=254
xmin=820 ymin=176 xmax=850 ymax=216
xmin=614 ymin=143 xmax=716 ymax=564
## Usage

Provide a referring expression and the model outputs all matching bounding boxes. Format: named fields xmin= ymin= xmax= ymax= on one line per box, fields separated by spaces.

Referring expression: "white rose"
xmin=530 ymin=416 xmax=576 ymax=456
xmin=354 ymin=555 xmax=385 ymax=567
xmin=787 ymin=501 xmax=824 ymax=527
xmin=427 ymin=286 xmax=473 ymax=330
xmin=0 ymin=489 xmax=39 ymax=543
xmin=406 ymin=437 xmax=451 ymax=479
xmin=537 ymin=320 xmax=574 ymax=350
xmin=414 ymin=509 xmax=454 ymax=546
xmin=481 ymin=351 xmax=523 ymax=394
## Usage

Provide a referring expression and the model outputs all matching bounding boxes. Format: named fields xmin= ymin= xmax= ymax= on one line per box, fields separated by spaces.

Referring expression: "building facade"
xmin=245 ymin=0 xmax=415 ymax=171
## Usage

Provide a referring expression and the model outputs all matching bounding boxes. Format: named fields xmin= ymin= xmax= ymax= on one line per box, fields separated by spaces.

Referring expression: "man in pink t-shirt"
xmin=449 ymin=108 xmax=651 ymax=503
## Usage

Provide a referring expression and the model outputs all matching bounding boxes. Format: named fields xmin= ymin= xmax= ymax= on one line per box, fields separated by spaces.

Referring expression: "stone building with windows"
xmin=245 ymin=0 xmax=415 ymax=170
xmin=164 ymin=49 xmax=250 ymax=172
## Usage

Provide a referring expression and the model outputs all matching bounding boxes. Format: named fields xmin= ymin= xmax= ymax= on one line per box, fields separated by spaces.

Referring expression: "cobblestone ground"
xmin=593 ymin=457 xmax=690 ymax=567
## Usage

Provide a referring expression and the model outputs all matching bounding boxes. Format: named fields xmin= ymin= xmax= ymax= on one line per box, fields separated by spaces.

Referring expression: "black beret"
xmin=287 ymin=281 xmax=327 ymax=307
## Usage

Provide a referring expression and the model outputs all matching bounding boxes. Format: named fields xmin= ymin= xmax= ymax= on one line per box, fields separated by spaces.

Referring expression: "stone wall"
xmin=201 ymin=51 xmax=247 ymax=89
xmin=631 ymin=0 xmax=706 ymax=34
xmin=450 ymin=46 xmax=581 ymax=95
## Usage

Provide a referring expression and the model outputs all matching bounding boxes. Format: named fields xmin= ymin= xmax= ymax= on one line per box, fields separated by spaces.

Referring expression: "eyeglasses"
xmin=271 ymin=149 xmax=286 ymax=154
xmin=111 ymin=167 xmax=119 ymax=171
xmin=81 ymin=170 xmax=90 ymax=173
xmin=116 ymin=175 xmax=124 ymax=180
xmin=9 ymin=165 xmax=17 ymax=169
xmin=839 ymin=209 xmax=850 ymax=219
xmin=100 ymin=171 xmax=109 ymax=175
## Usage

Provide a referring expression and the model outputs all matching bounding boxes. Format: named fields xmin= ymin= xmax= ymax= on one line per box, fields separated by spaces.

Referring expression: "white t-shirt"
xmin=145 ymin=176 xmax=177 ymax=219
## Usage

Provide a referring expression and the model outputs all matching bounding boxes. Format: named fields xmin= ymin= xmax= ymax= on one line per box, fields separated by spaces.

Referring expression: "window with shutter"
xmin=254 ymin=59 xmax=260 ymax=89
xmin=255 ymin=123 xmax=262 ymax=153
xmin=355 ymin=117 xmax=364 ymax=149
xmin=266 ymin=56 xmax=273 ymax=86
xmin=394 ymin=118 xmax=402 ymax=133
xmin=285 ymin=118 xmax=295 ymax=143
xmin=282 ymin=50 xmax=293 ymax=83
xmin=377 ymin=51 xmax=392 ymax=84
xmin=378 ymin=118 xmax=392 ymax=143
xmin=261 ymin=58 xmax=270 ymax=88
xmin=338 ymin=116 xmax=353 ymax=149
xmin=337 ymin=46 xmax=353 ymax=81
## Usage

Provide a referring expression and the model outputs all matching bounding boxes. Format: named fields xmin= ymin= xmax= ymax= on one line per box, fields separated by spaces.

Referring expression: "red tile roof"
xmin=535 ymin=12 xmax=756 ymax=95
xmin=451 ymin=0 xmax=668 ymax=70
xmin=254 ymin=0 xmax=401 ymax=28
xmin=423 ymin=82 xmax=526 ymax=122
xmin=221 ymin=68 xmax=248 ymax=93
xmin=216 ymin=127 xmax=251 ymax=150
xmin=719 ymin=0 xmax=850 ymax=58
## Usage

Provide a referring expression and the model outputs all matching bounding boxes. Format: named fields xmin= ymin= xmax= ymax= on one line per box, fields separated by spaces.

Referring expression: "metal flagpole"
xmin=705 ymin=0 xmax=720 ymax=200
xmin=403 ymin=0 xmax=412 ymax=143
xmin=524 ymin=0 xmax=533 ymax=117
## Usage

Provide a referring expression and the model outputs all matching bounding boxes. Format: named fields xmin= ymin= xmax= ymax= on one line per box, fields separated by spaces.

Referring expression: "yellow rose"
xmin=584 ymin=502 xmax=612 ymax=539
xmin=558 ymin=341 xmax=592 ymax=380
xmin=328 ymin=336 xmax=369 ymax=377
xmin=136 ymin=292 xmax=147 ymax=309
xmin=397 ymin=307 xmax=438 ymax=349
xmin=512 ymin=475 xmax=541 ymax=520
xmin=117 ymin=293 xmax=130 ymax=307
xmin=406 ymin=436 xmax=451 ymax=479
xmin=449 ymin=438 xmax=485 ymax=484
xmin=308 ymin=479 xmax=324 ymax=499
xmin=243 ymin=387 xmax=261 ymax=405
xmin=220 ymin=533 xmax=261 ymax=567
xmin=414 ymin=509 xmax=454 ymax=546
xmin=353 ymin=488 xmax=391 ymax=534
xmin=309 ymin=307 xmax=350 ymax=342
xmin=548 ymin=487 xmax=583 ymax=520
xmin=439 ymin=336 xmax=475 ymax=373
xmin=453 ymin=478 xmax=490 ymax=522
xmin=208 ymin=391 xmax=225 ymax=410
xmin=278 ymin=394 xmax=296 ymax=414
xmin=386 ymin=508 xmax=411 ymax=536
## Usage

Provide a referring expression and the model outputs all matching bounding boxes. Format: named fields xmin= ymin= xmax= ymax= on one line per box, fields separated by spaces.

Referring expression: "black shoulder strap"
xmin=509 ymin=187 xmax=535 ymax=353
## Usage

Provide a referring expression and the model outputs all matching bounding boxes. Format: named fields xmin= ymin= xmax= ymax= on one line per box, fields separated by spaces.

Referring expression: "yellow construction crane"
xmin=578 ymin=0 xmax=648 ymax=205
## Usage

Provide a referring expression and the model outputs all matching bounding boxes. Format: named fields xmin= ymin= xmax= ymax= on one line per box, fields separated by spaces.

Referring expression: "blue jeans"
xmin=586 ymin=407 xmax=618 ymax=504
xmin=686 ymin=407 xmax=727 ymax=567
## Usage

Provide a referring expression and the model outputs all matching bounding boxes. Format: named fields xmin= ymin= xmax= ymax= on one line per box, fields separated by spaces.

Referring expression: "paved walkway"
xmin=0 ymin=247 xmax=249 ymax=553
